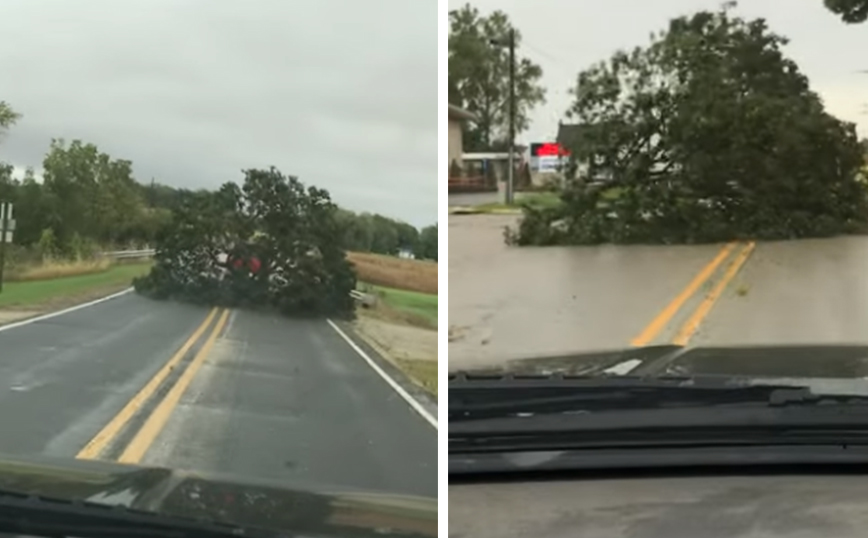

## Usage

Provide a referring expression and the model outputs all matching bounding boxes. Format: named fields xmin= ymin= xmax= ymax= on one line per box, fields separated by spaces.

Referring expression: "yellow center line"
xmin=76 ymin=306 xmax=219 ymax=460
xmin=118 ymin=307 xmax=230 ymax=464
xmin=672 ymin=241 xmax=756 ymax=346
xmin=630 ymin=242 xmax=738 ymax=347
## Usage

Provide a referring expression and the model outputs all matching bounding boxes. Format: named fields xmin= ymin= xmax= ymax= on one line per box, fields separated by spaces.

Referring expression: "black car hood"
xmin=0 ymin=452 xmax=436 ymax=538
xmin=451 ymin=344 xmax=868 ymax=389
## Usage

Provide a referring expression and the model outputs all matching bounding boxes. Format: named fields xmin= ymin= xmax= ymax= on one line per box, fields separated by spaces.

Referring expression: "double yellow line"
xmin=76 ymin=306 xmax=231 ymax=464
xmin=631 ymin=241 xmax=756 ymax=347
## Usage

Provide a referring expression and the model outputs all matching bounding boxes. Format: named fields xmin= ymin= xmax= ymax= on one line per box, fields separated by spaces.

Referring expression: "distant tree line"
xmin=0 ymin=117 xmax=437 ymax=262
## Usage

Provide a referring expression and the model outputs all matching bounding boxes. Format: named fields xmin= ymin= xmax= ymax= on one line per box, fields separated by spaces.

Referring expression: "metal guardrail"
xmin=350 ymin=289 xmax=377 ymax=307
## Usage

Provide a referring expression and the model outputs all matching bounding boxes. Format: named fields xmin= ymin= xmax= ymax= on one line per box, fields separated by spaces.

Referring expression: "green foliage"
xmin=415 ymin=224 xmax=438 ymax=261
xmin=448 ymin=3 xmax=546 ymax=151
xmin=823 ymin=0 xmax=868 ymax=22
xmin=37 ymin=229 xmax=59 ymax=261
xmin=0 ymin=101 xmax=20 ymax=133
xmin=514 ymin=4 xmax=868 ymax=246
xmin=42 ymin=139 xmax=149 ymax=248
xmin=133 ymin=168 xmax=358 ymax=319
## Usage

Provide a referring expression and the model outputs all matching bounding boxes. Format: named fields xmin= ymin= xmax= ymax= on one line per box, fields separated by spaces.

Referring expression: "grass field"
xmin=347 ymin=251 xmax=437 ymax=295
xmin=0 ymin=262 xmax=152 ymax=308
xmin=5 ymin=258 xmax=112 ymax=282
xmin=374 ymin=285 xmax=437 ymax=325
xmin=360 ymin=283 xmax=438 ymax=329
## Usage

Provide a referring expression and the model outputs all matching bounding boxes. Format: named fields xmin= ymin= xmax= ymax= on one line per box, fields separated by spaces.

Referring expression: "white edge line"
xmin=0 ymin=287 xmax=134 ymax=333
xmin=326 ymin=318 xmax=438 ymax=430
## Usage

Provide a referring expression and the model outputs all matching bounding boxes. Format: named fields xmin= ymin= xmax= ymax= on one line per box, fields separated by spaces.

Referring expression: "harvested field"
xmin=347 ymin=251 xmax=437 ymax=294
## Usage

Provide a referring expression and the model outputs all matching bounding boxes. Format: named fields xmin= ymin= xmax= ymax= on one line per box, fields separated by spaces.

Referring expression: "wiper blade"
xmin=0 ymin=488 xmax=274 ymax=538
xmin=449 ymin=375 xmax=868 ymax=422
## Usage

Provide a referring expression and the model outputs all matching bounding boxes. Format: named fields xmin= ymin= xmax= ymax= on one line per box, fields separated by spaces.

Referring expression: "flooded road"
xmin=448 ymin=214 xmax=868 ymax=371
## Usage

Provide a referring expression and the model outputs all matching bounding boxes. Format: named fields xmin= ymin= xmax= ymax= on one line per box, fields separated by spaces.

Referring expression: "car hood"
xmin=451 ymin=344 xmax=868 ymax=392
xmin=0 ymin=452 xmax=436 ymax=538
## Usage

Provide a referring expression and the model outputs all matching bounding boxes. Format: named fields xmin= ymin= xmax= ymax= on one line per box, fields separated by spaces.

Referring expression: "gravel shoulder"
xmin=353 ymin=312 xmax=437 ymax=396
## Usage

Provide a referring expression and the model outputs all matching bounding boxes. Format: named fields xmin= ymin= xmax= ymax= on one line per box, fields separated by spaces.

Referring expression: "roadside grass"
xmin=0 ymin=262 xmax=153 ymax=308
xmin=449 ymin=186 xmax=628 ymax=215
xmin=347 ymin=251 xmax=437 ymax=294
xmin=472 ymin=191 xmax=564 ymax=213
xmin=359 ymin=282 xmax=437 ymax=330
xmin=395 ymin=358 xmax=437 ymax=396
xmin=5 ymin=258 xmax=112 ymax=282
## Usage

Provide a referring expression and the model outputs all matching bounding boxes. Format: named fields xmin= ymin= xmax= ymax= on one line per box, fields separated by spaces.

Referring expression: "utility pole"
xmin=491 ymin=29 xmax=518 ymax=205
xmin=506 ymin=28 xmax=516 ymax=206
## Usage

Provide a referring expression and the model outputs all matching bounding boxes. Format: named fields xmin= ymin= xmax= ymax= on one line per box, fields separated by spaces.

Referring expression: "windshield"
xmin=448 ymin=4 xmax=868 ymax=535
xmin=0 ymin=1 xmax=437 ymax=536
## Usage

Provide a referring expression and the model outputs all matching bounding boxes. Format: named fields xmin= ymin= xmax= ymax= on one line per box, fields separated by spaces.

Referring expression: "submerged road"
xmin=449 ymin=214 xmax=868 ymax=371
xmin=0 ymin=291 xmax=436 ymax=498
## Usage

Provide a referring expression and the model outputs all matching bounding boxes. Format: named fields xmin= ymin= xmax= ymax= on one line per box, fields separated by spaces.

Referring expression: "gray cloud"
xmin=449 ymin=0 xmax=868 ymax=143
xmin=0 ymin=0 xmax=436 ymax=227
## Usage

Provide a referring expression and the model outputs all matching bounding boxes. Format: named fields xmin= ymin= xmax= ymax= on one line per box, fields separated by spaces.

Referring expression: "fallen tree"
xmin=511 ymin=3 xmax=868 ymax=246
xmin=133 ymin=167 xmax=357 ymax=319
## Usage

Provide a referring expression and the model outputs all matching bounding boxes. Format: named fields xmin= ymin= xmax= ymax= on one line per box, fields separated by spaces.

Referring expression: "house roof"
xmin=449 ymin=104 xmax=478 ymax=122
xmin=556 ymin=122 xmax=588 ymax=150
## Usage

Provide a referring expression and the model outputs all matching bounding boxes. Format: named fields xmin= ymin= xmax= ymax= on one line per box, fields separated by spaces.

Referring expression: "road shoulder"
xmin=330 ymin=318 xmax=438 ymax=423
xmin=0 ymin=284 xmax=134 ymax=328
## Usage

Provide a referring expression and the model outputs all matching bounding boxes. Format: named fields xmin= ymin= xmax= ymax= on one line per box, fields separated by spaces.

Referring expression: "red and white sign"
xmin=530 ymin=142 xmax=570 ymax=173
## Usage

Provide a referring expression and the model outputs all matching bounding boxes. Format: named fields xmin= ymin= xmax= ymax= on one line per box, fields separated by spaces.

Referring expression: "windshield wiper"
xmin=0 ymin=488 xmax=277 ymax=538
xmin=449 ymin=374 xmax=868 ymax=422
xmin=450 ymin=376 xmax=868 ymax=456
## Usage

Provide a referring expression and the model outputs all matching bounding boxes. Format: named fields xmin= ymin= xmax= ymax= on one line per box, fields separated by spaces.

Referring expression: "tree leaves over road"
xmin=514 ymin=4 xmax=868 ymax=246
xmin=448 ymin=3 xmax=545 ymax=151
xmin=134 ymin=168 xmax=357 ymax=318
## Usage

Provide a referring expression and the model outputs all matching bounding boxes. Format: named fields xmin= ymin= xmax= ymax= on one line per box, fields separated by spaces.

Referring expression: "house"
xmin=448 ymin=104 xmax=478 ymax=171
xmin=556 ymin=122 xmax=587 ymax=152
xmin=556 ymin=122 xmax=603 ymax=183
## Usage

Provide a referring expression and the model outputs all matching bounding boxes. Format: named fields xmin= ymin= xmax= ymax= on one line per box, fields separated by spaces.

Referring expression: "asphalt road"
xmin=449 ymin=213 xmax=868 ymax=371
xmin=0 ymin=292 xmax=436 ymax=498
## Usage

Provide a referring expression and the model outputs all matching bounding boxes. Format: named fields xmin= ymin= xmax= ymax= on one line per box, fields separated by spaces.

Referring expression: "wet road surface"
xmin=448 ymin=214 xmax=868 ymax=371
xmin=0 ymin=292 xmax=436 ymax=498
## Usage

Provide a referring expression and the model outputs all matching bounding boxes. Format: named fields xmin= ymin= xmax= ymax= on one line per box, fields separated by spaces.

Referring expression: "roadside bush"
xmin=133 ymin=168 xmax=357 ymax=319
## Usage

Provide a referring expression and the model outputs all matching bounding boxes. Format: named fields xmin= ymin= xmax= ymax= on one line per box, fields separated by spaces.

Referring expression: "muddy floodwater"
xmin=448 ymin=214 xmax=868 ymax=371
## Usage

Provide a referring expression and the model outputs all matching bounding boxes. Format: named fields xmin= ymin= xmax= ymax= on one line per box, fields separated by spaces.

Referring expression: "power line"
xmin=521 ymin=38 xmax=577 ymax=78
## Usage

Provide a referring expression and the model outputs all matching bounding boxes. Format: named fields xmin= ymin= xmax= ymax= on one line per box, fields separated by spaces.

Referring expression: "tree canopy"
xmin=448 ymin=3 xmax=546 ymax=151
xmin=133 ymin=168 xmax=357 ymax=318
xmin=513 ymin=3 xmax=868 ymax=246
xmin=0 ymin=101 xmax=20 ymax=134
xmin=823 ymin=0 xmax=868 ymax=23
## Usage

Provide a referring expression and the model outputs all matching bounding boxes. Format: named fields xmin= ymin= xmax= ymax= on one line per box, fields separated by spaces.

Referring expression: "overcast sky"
xmin=449 ymin=0 xmax=868 ymax=144
xmin=0 ymin=0 xmax=436 ymax=227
